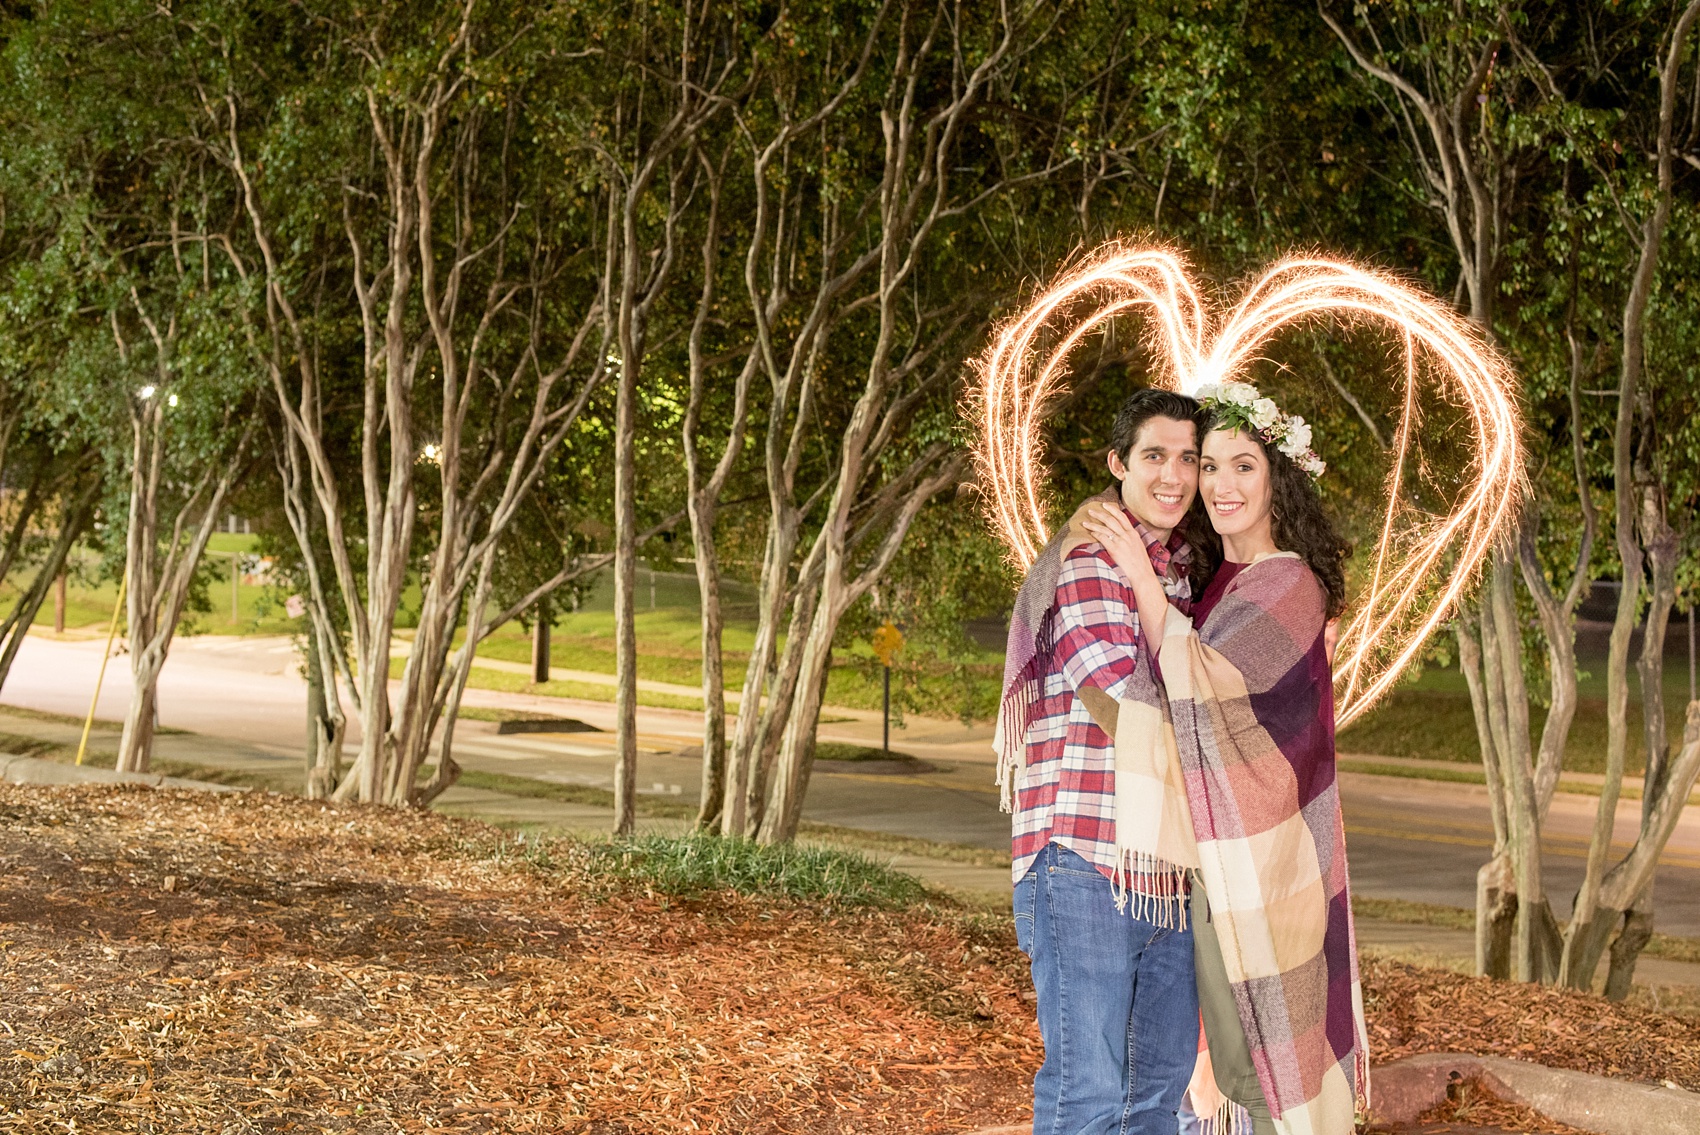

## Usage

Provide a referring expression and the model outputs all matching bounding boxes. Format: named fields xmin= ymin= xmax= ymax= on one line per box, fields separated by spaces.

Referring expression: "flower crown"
xmin=1194 ymin=380 xmax=1326 ymax=480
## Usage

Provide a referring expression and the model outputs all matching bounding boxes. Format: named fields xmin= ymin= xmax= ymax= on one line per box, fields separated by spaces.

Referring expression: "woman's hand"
xmin=1080 ymin=502 xmax=1156 ymax=590
xmin=1082 ymin=502 xmax=1174 ymax=646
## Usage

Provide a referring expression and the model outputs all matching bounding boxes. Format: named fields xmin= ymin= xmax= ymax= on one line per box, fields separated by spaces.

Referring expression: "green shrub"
xmin=587 ymin=832 xmax=928 ymax=908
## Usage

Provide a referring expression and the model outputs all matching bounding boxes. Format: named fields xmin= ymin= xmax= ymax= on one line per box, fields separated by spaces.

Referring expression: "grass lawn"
xmin=389 ymin=657 xmax=708 ymax=712
xmin=8 ymin=535 xmax=301 ymax=637
xmin=1338 ymin=656 xmax=1694 ymax=776
xmin=459 ymin=571 xmax=1005 ymax=720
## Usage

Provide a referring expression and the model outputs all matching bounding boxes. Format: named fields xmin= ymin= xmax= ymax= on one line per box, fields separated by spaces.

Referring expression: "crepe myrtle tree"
xmin=0 ymin=182 xmax=106 ymax=696
xmin=1543 ymin=0 xmax=1700 ymax=995
xmin=0 ymin=351 xmax=104 ymax=697
xmin=0 ymin=0 xmax=258 ymax=773
xmin=1322 ymin=0 xmax=1564 ymax=982
xmin=686 ymin=0 xmax=1100 ymax=845
xmin=199 ymin=0 xmax=652 ymax=805
xmin=1332 ymin=0 xmax=1700 ymax=992
xmin=108 ymin=291 xmax=258 ymax=774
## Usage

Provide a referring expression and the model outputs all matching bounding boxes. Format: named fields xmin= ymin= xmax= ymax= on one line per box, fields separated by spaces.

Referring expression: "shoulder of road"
xmin=402 ymin=641 xmax=1693 ymax=806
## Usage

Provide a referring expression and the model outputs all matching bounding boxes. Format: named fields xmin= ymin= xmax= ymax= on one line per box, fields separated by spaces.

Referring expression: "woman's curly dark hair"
xmin=1198 ymin=410 xmax=1352 ymax=619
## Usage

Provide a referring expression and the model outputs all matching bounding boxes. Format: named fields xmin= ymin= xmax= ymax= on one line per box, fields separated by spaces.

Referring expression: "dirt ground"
xmin=0 ymin=786 xmax=1694 ymax=1133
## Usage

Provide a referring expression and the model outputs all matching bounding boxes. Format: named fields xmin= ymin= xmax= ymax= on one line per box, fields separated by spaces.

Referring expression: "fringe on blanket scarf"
xmin=1111 ymin=851 xmax=1191 ymax=929
xmin=1202 ymin=1101 xmax=1252 ymax=1135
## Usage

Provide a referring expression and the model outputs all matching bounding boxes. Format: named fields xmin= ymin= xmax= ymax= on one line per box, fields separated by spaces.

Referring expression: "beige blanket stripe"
xmin=1159 ymin=604 xmax=1368 ymax=1135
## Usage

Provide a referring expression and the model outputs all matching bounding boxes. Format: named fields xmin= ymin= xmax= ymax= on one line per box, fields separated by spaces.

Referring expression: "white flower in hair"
xmin=1221 ymin=381 xmax=1259 ymax=407
xmin=1197 ymin=380 xmax=1324 ymax=481
xmin=1280 ymin=416 xmax=1313 ymax=454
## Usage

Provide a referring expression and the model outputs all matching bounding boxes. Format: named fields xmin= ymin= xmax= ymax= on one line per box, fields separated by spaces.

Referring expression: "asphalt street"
xmin=7 ymin=632 xmax=1699 ymax=936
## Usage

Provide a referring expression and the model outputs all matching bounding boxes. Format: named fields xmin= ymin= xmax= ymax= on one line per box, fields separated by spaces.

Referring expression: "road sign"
xmin=871 ymin=622 xmax=904 ymax=666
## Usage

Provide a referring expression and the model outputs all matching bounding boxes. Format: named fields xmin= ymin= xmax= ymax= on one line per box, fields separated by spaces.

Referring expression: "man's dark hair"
xmin=1108 ymin=388 xmax=1202 ymax=462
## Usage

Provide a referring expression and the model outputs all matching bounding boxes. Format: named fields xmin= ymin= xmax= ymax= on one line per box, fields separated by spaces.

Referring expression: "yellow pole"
xmin=75 ymin=570 xmax=127 ymax=766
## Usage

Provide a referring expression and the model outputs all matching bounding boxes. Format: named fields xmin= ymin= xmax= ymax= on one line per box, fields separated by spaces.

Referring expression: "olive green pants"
xmin=1191 ymin=878 xmax=1278 ymax=1135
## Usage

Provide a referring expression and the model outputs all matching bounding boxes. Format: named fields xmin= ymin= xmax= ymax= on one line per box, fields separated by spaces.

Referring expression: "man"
xmin=996 ymin=388 xmax=1203 ymax=1135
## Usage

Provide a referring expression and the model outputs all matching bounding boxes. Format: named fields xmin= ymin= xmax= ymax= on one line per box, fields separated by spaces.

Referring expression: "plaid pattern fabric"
xmin=1009 ymin=513 xmax=1190 ymax=886
xmin=1160 ymin=555 xmax=1368 ymax=1133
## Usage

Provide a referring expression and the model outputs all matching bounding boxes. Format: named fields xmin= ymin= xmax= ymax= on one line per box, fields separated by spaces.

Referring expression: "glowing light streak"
xmin=971 ymin=244 xmax=1524 ymax=727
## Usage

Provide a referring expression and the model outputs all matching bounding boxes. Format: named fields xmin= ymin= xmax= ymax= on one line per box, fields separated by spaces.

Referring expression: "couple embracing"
xmin=998 ymin=386 xmax=1369 ymax=1135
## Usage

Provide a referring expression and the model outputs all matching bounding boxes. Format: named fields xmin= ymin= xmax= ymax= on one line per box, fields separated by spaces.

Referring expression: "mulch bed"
xmin=0 ymin=785 xmax=1694 ymax=1133
xmin=1364 ymin=955 xmax=1700 ymax=1089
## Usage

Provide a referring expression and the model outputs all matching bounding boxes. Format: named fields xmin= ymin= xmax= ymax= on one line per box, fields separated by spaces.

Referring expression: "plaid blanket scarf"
xmin=995 ymin=488 xmax=1198 ymax=918
xmin=1157 ymin=553 xmax=1369 ymax=1134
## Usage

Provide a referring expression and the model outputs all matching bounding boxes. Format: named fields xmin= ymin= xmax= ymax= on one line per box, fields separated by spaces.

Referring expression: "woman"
xmin=1081 ymin=381 xmax=1368 ymax=1135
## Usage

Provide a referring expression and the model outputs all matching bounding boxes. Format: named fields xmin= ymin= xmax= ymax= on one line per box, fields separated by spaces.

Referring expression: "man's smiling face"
xmin=1106 ymin=414 xmax=1199 ymax=541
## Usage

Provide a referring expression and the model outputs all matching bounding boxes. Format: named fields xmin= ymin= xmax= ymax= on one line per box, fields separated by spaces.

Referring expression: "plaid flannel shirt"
xmin=1011 ymin=514 xmax=1191 ymax=885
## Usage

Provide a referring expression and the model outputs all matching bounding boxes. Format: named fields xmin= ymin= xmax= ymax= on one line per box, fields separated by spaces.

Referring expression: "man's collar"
xmin=1122 ymin=506 xmax=1191 ymax=554
xmin=1120 ymin=506 xmax=1193 ymax=573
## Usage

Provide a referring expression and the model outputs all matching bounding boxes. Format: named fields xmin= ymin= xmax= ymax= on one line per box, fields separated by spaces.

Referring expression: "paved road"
xmin=7 ymin=632 xmax=1699 ymax=935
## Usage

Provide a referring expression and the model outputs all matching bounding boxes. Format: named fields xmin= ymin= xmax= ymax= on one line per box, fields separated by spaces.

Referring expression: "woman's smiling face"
xmin=1201 ymin=427 xmax=1274 ymax=542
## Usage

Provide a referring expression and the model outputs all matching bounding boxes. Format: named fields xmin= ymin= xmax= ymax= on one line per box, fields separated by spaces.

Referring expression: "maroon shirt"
xmin=1191 ymin=559 xmax=1249 ymax=629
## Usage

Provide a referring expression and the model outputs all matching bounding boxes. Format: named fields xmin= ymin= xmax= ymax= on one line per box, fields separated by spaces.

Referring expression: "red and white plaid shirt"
xmin=1010 ymin=515 xmax=1192 ymax=885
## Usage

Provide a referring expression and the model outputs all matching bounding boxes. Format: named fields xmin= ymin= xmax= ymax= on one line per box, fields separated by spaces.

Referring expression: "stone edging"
xmin=0 ymin=753 xmax=244 ymax=794
xmin=965 ymin=1052 xmax=1700 ymax=1135
xmin=1370 ymin=1051 xmax=1700 ymax=1135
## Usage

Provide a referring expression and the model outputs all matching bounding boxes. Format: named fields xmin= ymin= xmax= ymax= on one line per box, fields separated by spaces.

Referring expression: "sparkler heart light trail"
xmin=972 ymin=244 xmax=1524 ymax=727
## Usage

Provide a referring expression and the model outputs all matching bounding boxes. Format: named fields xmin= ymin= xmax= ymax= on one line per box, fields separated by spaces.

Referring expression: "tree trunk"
xmin=739 ymin=575 xmax=819 ymax=837
xmin=302 ymin=618 xmax=346 ymax=800
xmin=531 ymin=596 xmax=551 ymax=685
xmin=305 ymin=628 xmax=328 ymax=786
xmin=721 ymin=514 xmax=803 ymax=836
xmin=693 ymin=541 xmax=727 ymax=830
xmin=116 ymin=667 xmax=158 ymax=775
xmin=1487 ymin=550 xmax=1559 ymax=980
xmin=611 ymin=355 xmax=638 ymax=836
xmin=1474 ymin=854 xmax=1517 ymax=980
xmin=1603 ymin=892 xmax=1655 ymax=1000
xmin=0 ymin=480 xmax=97 ymax=694
xmin=1637 ymin=500 xmax=1679 ymax=800
xmin=758 ymin=629 xmax=835 ymax=845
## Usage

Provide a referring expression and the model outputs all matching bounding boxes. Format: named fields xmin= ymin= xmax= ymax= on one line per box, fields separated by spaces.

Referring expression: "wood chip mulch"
xmin=1363 ymin=954 xmax=1700 ymax=1090
xmin=1408 ymin=1076 xmax=1589 ymax=1134
xmin=0 ymin=786 xmax=1038 ymax=1133
xmin=0 ymin=785 xmax=1695 ymax=1134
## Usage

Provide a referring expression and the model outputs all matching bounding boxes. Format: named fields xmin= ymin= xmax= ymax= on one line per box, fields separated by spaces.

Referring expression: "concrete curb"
xmin=1371 ymin=1052 xmax=1700 ymax=1135
xmin=966 ymin=1053 xmax=1699 ymax=1135
xmin=0 ymin=753 xmax=244 ymax=794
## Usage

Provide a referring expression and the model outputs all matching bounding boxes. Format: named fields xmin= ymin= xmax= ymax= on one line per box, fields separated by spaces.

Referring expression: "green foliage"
xmin=585 ymin=833 xmax=930 ymax=908
xmin=0 ymin=0 xmax=1696 ymax=816
xmin=812 ymin=742 xmax=919 ymax=763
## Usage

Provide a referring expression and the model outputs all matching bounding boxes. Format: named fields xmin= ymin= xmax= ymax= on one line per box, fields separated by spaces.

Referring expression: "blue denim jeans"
xmin=1013 ymin=842 xmax=1198 ymax=1135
